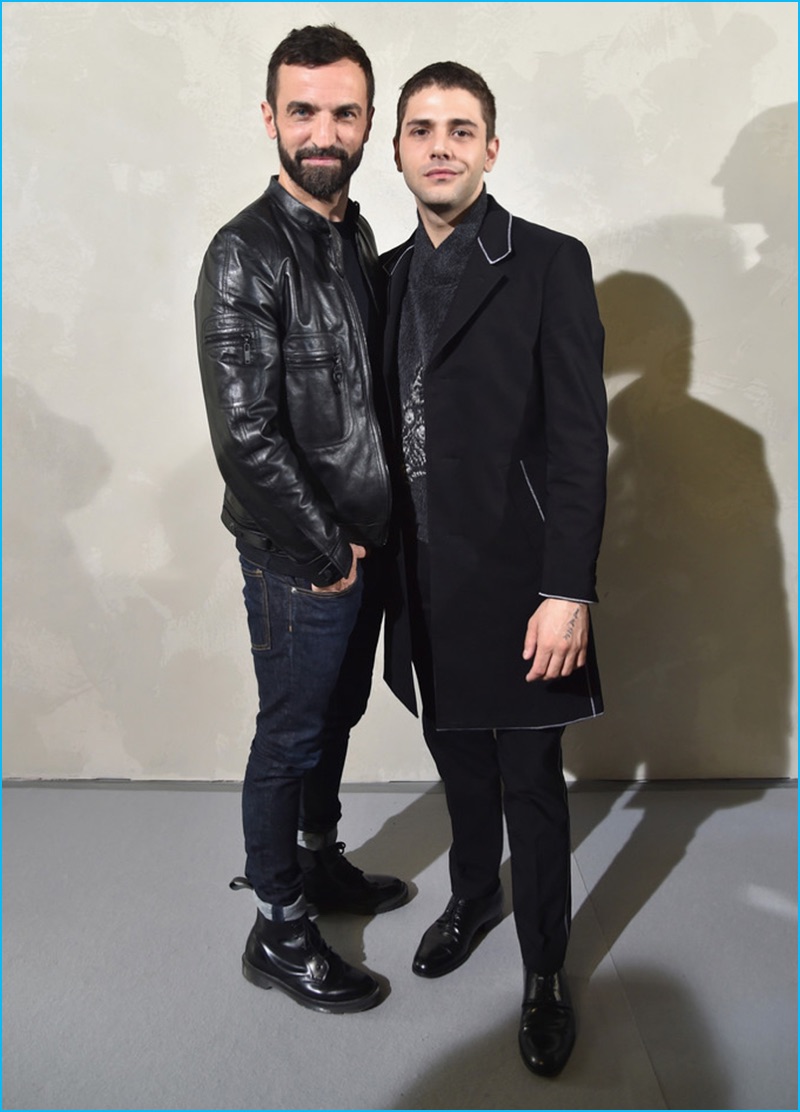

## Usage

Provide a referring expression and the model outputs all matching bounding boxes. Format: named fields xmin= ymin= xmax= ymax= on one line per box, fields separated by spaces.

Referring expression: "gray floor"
xmin=2 ymin=780 xmax=797 ymax=1110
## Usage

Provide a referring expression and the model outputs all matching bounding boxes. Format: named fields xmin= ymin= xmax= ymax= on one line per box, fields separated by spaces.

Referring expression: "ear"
xmin=393 ymin=136 xmax=403 ymax=173
xmin=261 ymin=101 xmax=278 ymax=141
xmin=484 ymin=135 xmax=500 ymax=174
xmin=363 ymin=105 xmax=375 ymax=144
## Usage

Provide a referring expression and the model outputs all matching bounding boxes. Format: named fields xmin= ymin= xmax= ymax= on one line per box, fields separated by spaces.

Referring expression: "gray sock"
xmin=254 ymin=889 xmax=307 ymax=922
xmin=297 ymin=826 xmax=337 ymax=853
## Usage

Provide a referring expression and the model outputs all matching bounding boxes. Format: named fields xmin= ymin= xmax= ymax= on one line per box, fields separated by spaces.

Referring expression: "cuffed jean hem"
xmin=254 ymin=890 xmax=308 ymax=922
xmin=297 ymin=826 xmax=338 ymax=852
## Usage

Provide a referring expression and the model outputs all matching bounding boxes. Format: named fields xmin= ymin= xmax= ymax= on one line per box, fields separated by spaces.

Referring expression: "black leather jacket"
xmin=195 ymin=178 xmax=390 ymax=586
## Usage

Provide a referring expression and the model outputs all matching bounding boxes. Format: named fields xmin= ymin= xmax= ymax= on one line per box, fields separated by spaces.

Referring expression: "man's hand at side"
xmin=523 ymin=598 xmax=589 ymax=682
xmin=312 ymin=544 xmax=366 ymax=594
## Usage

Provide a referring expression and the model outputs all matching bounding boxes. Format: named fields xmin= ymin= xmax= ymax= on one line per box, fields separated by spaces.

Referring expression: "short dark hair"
xmin=266 ymin=25 xmax=374 ymax=110
xmin=395 ymin=61 xmax=496 ymax=142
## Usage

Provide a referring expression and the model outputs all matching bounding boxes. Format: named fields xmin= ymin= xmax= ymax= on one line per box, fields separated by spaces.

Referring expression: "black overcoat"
xmin=380 ymin=195 xmax=608 ymax=730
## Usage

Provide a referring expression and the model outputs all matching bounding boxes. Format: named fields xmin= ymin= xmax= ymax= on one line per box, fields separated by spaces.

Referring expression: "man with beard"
xmin=195 ymin=25 xmax=407 ymax=1014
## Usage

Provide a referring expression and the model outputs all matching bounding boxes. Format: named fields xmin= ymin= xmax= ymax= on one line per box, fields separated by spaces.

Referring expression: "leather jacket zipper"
xmin=205 ymin=329 xmax=253 ymax=366
xmin=328 ymin=235 xmax=391 ymax=530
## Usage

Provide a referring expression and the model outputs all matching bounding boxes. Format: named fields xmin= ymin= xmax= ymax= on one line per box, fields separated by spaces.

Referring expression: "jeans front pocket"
xmin=290 ymin=568 xmax=361 ymax=599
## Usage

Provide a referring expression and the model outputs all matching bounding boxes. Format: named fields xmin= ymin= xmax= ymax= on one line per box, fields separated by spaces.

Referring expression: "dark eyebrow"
xmin=405 ymin=117 xmax=479 ymax=129
xmin=285 ymin=100 xmax=362 ymax=115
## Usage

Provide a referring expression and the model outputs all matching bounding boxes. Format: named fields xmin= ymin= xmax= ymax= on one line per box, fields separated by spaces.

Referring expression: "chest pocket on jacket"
xmin=283 ymin=334 xmax=352 ymax=449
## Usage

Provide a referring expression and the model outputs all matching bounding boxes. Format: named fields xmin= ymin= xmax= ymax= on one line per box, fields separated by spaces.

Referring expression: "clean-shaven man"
xmin=195 ymin=25 xmax=407 ymax=1015
xmin=381 ymin=62 xmax=607 ymax=1072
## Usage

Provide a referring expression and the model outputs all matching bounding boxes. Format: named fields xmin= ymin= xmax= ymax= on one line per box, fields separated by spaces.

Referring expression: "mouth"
xmin=424 ymin=168 xmax=458 ymax=180
xmin=297 ymin=146 xmax=347 ymax=168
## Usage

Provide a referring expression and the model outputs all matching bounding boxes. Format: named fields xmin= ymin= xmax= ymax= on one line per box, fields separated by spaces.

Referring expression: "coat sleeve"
xmin=194 ymin=228 xmax=352 ymax=586
xmin=537 ymin=236 xmax=608 ymax=603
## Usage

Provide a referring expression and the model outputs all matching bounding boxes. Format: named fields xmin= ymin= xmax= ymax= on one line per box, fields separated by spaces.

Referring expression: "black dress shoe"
xmin=298 ymin=842 xmax=409 ymax=916
xmin=412 ymin=886 xmax=503 ymax=978
xmin=518 ymin=968 xmax=575 ymax=1076
xmin=241 ymin=910 xmax=381 ymax=1013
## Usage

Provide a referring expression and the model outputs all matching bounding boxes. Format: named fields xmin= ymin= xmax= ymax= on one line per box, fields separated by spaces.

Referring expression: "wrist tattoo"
xmin=564 ymin=607 xmax=580 ymax=641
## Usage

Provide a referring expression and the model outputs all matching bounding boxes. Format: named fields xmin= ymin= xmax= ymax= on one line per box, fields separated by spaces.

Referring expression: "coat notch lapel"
xmin=430 ymin=202 xmax=513 ymax=364
xmin=429 ymin=258 xmax=504 ymax=364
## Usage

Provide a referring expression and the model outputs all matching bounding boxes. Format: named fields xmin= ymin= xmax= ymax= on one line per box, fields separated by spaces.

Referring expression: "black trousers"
xmin=409 ymin=540 xmax=571 ymax=974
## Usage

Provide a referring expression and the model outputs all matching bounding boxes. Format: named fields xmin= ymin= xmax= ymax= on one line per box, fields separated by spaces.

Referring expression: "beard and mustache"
xmin=277 ymin=138 xmax=365 ymax=201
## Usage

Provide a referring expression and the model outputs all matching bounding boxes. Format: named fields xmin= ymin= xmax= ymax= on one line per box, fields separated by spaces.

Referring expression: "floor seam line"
xmin=573 ymin=851 xmax=671 ymax=1109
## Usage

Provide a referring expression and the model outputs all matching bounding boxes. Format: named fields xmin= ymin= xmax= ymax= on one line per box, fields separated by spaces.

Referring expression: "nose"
xmin=430 ymin=132 xmax=451 ymax=158
xmin=311 ymin=112 xmax=335 ymax=148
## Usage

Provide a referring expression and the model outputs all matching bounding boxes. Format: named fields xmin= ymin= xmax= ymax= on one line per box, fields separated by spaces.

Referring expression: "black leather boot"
xmin=297 ymin=841 xmax=409 ymax=915
xmin=241 ymin=910 xmax=381 ymax=1013
xmin=412 ymin=886 xmax=504 ymax=977
xmin=518 ymin=968 xmax=575 ymax=1076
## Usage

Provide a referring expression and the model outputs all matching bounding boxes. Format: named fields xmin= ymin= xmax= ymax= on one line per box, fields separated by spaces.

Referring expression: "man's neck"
xmin=277 ymin=169 xmax=350 ymax=222
xmin=417 ymin=207 xmax=457 ymax=248
xmin=416 ymin=191 xmax=485 ymax=248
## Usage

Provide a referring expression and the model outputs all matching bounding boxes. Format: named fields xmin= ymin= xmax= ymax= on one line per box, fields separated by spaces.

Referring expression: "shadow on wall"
xmin=3 ymin=377 xmax=114 ymax=775
xmin=580 ymin=268 xmax=789 ymax=778
xmin=2 ymin=376 xmax=245 ymax=777
xmin=566 ymin=103 xmax=797 ymax=783
xmin=557 ymin=107 xmax=796 ymax=985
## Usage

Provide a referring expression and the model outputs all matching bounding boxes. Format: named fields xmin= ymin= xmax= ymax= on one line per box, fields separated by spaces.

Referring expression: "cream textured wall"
xmin=3 ymin=2 xmax=796 ymax=781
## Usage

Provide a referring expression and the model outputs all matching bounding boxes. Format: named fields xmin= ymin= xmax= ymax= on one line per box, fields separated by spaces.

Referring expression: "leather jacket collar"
xmin=266 ymin=175 xmax=361 ymax=235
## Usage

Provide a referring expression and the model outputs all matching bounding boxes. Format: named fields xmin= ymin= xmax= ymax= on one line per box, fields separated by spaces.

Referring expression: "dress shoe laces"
xmin=518 ymin=969 xmax=575 ymax=1076
xmin=524 ymin=971 xmax=567 ymax=1006
xmin=438 ymin=895 xmax=466 ymax=936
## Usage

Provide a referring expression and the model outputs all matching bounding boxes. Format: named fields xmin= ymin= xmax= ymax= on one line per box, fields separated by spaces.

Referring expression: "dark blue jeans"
xmin=238 ymin=553 xmax=383 ymax=907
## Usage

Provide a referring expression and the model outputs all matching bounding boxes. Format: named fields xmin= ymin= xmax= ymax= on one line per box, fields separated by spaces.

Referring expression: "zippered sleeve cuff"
xmin=309 ymin=536 xmax=353 ymax=587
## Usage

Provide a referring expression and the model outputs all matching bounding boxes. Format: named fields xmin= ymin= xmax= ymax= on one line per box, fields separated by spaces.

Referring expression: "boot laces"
xmin=328 ymin=842 xmax=366 ymax=883
xmin=301 ymin=914 xmax=330 ymax=954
